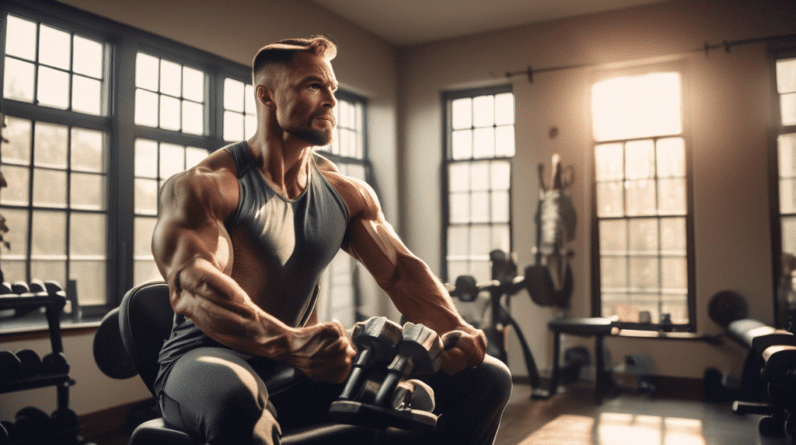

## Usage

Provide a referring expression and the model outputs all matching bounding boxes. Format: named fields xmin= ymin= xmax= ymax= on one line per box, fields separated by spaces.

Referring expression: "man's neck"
xmin=246 ymin=133 xmax=313 ymax=200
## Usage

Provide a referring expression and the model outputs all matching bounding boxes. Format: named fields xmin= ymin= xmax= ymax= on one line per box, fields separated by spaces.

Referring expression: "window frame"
xmin=441 ymin=84 xmax=515 ymax=283
xmin=589 ymin=61 xmax=697 ymax=332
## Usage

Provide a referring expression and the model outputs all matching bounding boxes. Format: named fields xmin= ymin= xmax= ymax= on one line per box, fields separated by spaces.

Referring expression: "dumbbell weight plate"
xmin=15 ymin=349 xmax=42 ymax=378
xmin=0 ymin=350 xmax=22 ymax=380
xmin=42 ymin=352 xmax=70 ymax=376
xmin=15 ymin=406 xmax=51 ymax=440
xmin=51 ymin=408 xmax=79 ymax=436
xmin=0 ymin=421 xmax=15 ymax=444
xmin=11 ymin=281 xmax=29 ymax=295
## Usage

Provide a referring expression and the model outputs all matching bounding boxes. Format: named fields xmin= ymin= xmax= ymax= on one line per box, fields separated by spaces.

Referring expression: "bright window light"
xmin=592 ymin=72 xmax=682 ymax=142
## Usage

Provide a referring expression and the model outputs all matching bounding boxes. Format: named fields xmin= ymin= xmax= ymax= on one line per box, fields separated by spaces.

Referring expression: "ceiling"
xmin=309 ymin=0 xmax=669 ymax=46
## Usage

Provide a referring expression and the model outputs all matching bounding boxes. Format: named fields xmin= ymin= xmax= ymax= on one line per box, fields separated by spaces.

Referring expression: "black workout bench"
xmin=533 ymin=317 xmax=615 ymax=404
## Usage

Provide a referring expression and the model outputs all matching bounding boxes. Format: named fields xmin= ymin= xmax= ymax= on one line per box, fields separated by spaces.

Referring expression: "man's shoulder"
xmin=161 ymin=148 xmax=238 ymax=218
xmin=312 ymin=153 xmax=379 ymax=221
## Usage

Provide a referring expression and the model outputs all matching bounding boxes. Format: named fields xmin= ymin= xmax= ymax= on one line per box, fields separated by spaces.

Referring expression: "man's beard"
xmin=288 ymin=127 xmax=332 ymax=146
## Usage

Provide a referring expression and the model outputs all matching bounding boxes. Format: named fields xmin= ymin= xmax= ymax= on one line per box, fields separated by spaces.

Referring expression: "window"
xmin=443 ymin=87 xmax=515 ymax=283
xmin=591 ymin=67 xmax=694 ymax=330
xmin=774 ymin=53 xmax=796 ymax=326
xmin=0 ymin=4 xmax=372 ymax=330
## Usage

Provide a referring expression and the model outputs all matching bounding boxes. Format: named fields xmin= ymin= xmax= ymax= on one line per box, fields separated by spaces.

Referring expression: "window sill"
xmin=0 ymin=313 xmax=104 ymax=341
xmin=613 ymin=329 xmax=722 ymax=344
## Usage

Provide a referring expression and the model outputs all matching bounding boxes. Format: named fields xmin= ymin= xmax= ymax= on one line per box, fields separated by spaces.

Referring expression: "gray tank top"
xmin=155 ymin=141 xmax=349 ymax=391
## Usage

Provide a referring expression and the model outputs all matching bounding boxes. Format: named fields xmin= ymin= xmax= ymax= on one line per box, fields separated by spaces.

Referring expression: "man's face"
xmin=272 ymin=52 xmax=338 ymax=146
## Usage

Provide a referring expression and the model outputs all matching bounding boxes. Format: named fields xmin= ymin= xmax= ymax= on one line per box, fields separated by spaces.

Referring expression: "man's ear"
xmin=257 ymin=85 xmax=276 ymax=110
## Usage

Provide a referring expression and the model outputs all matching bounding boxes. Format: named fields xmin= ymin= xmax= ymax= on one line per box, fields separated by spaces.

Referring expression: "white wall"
xmin=397 ymin=0 xmax=796 ymax=380
xmin=0 ymin=0 xmax=398 ymax=419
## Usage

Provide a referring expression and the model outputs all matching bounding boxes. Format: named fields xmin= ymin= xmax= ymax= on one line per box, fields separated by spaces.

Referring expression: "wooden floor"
xmin=86 ymin=383 xmax=787 ymax=445
xmin=496 ymin=383 xmax=786 ymax=445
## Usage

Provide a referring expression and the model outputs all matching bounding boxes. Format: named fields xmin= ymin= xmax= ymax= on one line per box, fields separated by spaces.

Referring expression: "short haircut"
xmin=251 ymin=36 xmax=337 ymax=84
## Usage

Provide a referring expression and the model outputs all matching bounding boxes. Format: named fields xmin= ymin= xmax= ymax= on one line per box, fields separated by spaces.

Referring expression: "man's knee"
xmin=476 ymin=355 xmax=513 ymax=409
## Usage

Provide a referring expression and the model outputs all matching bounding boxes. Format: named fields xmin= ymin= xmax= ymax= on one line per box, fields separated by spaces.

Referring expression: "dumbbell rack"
xmin=0 ymin=284 xmax=80 ymax=444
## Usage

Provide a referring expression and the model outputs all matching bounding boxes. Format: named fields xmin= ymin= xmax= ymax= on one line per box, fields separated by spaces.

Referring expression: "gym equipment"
xmin=0 ymin=421 xmax=15 ymax=444
xmin=14 ymin=406 xmax=51 ymax=441
xmin=330 ymin=321 xmax=444 ymax=431
xmin=51 ymin=408 xmax=80 ymax=438
xmin=0 ymin=350 xmax=22 ymax=380
xmin=41 ymin=352 xmax=70 ymax=376
xmin=708 ymin=290 xmax=749 ymax=328
xmin=337 ymin=316 xmax=402 ymax=402
xmin=94 ymin=281 xmax=420 ymax=444
xmin=15 ymin=349 xmax=42 ymax=378
xmin=558 ymin=346 xmax=590 ymax=385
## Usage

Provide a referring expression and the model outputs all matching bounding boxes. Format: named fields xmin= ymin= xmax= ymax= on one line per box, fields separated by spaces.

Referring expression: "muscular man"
xmin=151 ymin=36 xmax=512 ymax=444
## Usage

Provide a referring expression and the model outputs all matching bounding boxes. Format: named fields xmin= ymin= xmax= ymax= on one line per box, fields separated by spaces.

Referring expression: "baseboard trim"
xmin=79 ymin=398 xmax=157 ymax=440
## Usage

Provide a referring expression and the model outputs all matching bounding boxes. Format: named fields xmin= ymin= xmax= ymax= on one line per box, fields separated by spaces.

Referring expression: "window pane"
xmin=597 ymin=181 xmax=624 ymax=217
xmin=592 ymin=72 xmax=682 ymax=141
xmin=471 ymin=191 xmax=490 ymax=222
xmin=491 ymin=191 xmax=509 ymax=222
xmin=72 ymin=75 xmax=102 ymax=115
xmin=447 ymin=261 xmax=469 ymax=283
xmin=39 ymin=25 xmax=71 ymax=70
xmin=470 ymin=162 xmax=489 ymax=191
xmin=452 ymin=129 xmax=472 ymax=160
xmin=660 ymin=217 xmax=686 ymax=255
xmin=73 ymin=35 xmax=103 ymax=78
xmin=135 ymin=89 xmax=159 ymax=127
xmin=6 ymin=15 xmax=37 ymax=61
xmin=629 ymin=257 xmax=658 ymax=290
xmin=450 ymin=193 xmax=469 ymax=223
xmin=182 ymin=100 xmax=204 ymax=135
xmin=71 ymin=127 xmax=105 ymax=173
xmin=595 ymin=143 xmax=624 ymax=181
xmin=70 ymin=261 xmax=106 ymax=305
xmin=135 ymin=139 xmax=159 ymax=178
xmin=1 ymin=261 xmax=26 ymax=282
xmin=0 ymin=165 xmax=29 ymax=205
xmin=451 ymin=98 xmax=472 ymax=130
xmin=4 ymin=57 xmax=35 ymax=102
xmin=471 ymin=225 xmax=491 ymax=256
xmin=625 ymin=139 xmax=655 ymax=179
xmin=473 ymin=127 xmax=495 ymax=158
xmin=245 ymin=84 xmax=255 ymax=114
xmin=136 ymin=53 xmax=159 ymax=90
xmin=781 ymin=93 xmax=796 ymax=127
xmin=339 ymin=100 xmax=351 ymax=128
xmin=134 ymin=217 xmax=157 ymax=256
xmin=495 ymin=126 xmax=514 ymax=157
xmin=31 ymin=210 xmax=66 ymax=256
xmin=0 ymin=208 xmax=28 ymax=258
xmin=600 ymin=256 xmax=627 ymax=289
xmin=494 ymin=93 xmax=514 ymax=126
xmin=491 ymin=224 xmax=511 ymax=254
xmin=661 ymin=257 xmax=687 ymax=293
xmin=159 ymin=95 xmax=181 ymax=131
xmin=658 ymin=178 xmax=686 ymax=215
xmin=625 ymin=179 xmax=656 ymax=216
xmin=657 ymin=137 xmax=685 ymax=178
xmin=781 ymin=178 xmax=796 ymax=214
xmin=224 ymin=78 xmax=245 ymax=112
xmin=186 ymin=147 xmax=207 ymax=169
xmin=449 ymin=163 xmax=470 ymax=192
xmin=31 ymin=261 xmax=65 ymax=287
xmin=778 ymin=133 xmax=796 ymax=177
xmin=2 ymin=117 xmax=32 ymax=165
xmin=491 ymin=161 xmax=511 ymax=190
xmin=37 ymin=66 xmax=70 ymax=109
xmin=472 ymin=95 xmax=494 ymax=127
xmin=135 ymin=178 xmax=158 ymax=215
xmin=783 ymin=217 xmax=796 ymax=256
xmin=777 ymin=58 xmax=796 ymax=94
xmin=160 ymin=143 xmax=185 ymax=179
xmin=245 ymin=114 xmax=257 ymax=140
xmin=224 ymin=111 xmax=244 ymax=141
xmin=134 ymin=259 xmax=162 ymax=286
xmin=71 ymin=173 xmax=106 ymax=210
xmin=447 ymin=225 xmax=469 ymax=257
xmin=628 ymin=218 xmax=658 ymax=253
xmin=600 ymin=219 xmax=627 ymax=253
xmin=182 ymin=66 xmax=204 ymax=102
xmin=33 ymin=169 xmax=67 ymax=207
xmin=34 ymin=122 xmax=68 ymax=168
xmin=70 ymin=213 xmax=106 ymax=256
xmin=160 ymin=59 xmax=182 ymax=97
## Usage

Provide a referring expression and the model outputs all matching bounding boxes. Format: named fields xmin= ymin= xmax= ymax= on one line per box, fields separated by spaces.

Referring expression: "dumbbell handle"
xmin=339 ymin=349 xmax=374 ymax=400
xmin=374 ymin=355 xmax=415 ymax=407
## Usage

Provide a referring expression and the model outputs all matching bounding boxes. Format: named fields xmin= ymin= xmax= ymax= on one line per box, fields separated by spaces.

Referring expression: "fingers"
xmin=438 ymin=329 xmax=487 ymax=375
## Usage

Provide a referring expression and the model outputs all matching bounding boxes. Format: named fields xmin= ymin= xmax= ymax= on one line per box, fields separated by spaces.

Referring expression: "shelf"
xmin=0 ymin=374 xmax=74 ymax=395
xmin=0 ymin=294 xmax=66 ymax=311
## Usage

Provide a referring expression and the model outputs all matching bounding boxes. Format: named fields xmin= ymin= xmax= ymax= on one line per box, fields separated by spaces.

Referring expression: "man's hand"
xmin=439 ymin=328 xmax=487 ymax=375
xmin=282 ymin=320 xmax=356 ymax=384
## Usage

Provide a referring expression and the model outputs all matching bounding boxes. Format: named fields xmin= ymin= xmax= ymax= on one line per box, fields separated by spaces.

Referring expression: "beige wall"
xmin=397 ymin=0 xmax=796 ymax=379
xmin=0 ymin=0 xmax=398 ymax=419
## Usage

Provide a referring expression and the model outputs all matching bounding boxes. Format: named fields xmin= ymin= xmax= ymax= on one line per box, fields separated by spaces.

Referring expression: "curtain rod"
xmin=494 ymin=33 xmax=796 ymax=83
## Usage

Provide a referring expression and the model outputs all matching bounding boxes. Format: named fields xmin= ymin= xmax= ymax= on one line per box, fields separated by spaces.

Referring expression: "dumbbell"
xmin=338 ymin=317 xmax=403 ymax=402
xmin=11 ymin=281 xmax=30 ymax=295
xmin=0 ymin=282 xmax=13 ymax=296
xmin=14 ymin=407 xmax=51 ymax=441
xmin=15 ymin=349 xmax=42 ymax=378
xmin=41 ymin=352 xmax=70 ymax=376
xmin=0 ymin=421 xmax=16 ymax=444
xmin=0 ymin=351 xmax=22 ymax=381
xmin=51 ymin=408 xmax=79 ymax=436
